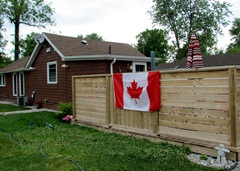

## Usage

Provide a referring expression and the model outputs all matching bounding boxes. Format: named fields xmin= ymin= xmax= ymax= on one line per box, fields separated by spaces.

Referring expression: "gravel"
xmin=188 ymin=153 xmax=240 ymax=170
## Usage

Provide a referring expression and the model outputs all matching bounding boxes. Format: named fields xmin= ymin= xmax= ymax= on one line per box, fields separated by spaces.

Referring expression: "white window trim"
xmin=19 ymin=72 xmax=25 ymax=96
xmin=47 ymin=61 xmax=58 ymax=84
xmin=12 ymin=73 xmax=18 ymax=96
xmin=0 ymin=74 xmax=5 ymax=87
xmin=132 ymin=62 xmax=147 ymax=72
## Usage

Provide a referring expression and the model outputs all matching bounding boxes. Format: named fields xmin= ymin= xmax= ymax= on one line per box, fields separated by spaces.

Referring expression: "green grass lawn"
xmin=0 ymin=103 xmax=31 ymax=112
xmin=0 ymin=111 xmax=224 ymax=171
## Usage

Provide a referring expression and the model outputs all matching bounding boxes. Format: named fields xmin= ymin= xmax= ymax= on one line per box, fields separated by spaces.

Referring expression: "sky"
xmin=2 ymin=0 xmax=240 ymax=57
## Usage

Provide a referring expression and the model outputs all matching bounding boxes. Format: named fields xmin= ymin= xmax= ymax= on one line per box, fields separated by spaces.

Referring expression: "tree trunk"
xmin=14 ymin=19 xmax=20 ymax=61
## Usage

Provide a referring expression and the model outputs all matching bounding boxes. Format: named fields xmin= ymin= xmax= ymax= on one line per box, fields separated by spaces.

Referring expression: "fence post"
xmin=228 ymin=67 xmax=237 ymax=147
xmin=105 ymin=75 xmax=110 ymax=127
xmin=72 ymin=76 xmax=76 ymax=119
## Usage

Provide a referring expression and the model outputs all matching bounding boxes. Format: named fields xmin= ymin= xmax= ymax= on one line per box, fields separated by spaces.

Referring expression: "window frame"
xmin=47 ymin=61 xmax=58 ymax=84
xmin=0 ymin=74 xmax=6 ymax=87
xmin=12 ymin=73 xmax=18 ymax=96
xmin=132 ymin=62 xmax=147 ymax=72
xmin=19 ymin=72 xmax=25 ymax=96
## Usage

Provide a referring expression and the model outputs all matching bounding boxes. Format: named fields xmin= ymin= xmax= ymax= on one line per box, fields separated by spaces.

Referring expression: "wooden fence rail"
xmin=72 ymin=66 xmax=240 ymax=160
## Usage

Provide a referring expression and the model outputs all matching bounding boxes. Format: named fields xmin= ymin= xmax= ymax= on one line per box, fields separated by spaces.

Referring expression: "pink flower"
xmin=63 ymin=114 xmax=73 ymax=122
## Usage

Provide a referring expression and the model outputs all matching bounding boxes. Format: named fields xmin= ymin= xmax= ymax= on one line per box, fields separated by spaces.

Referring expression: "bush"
xmin=200 ymin=154 xmax=208 ymax=161
xmin=55 ymin=102 xmax=73 ymax=120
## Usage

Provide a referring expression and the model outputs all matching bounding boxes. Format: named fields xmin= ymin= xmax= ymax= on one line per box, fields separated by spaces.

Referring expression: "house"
xmin=0 ymin=33 xmax=151 ymax=109
xmin=156 ymin=53 xmax=240 ymax=70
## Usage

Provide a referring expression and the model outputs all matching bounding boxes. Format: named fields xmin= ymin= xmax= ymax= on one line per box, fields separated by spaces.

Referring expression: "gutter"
xmin=62 ymin=55 xmax=151 ymax=62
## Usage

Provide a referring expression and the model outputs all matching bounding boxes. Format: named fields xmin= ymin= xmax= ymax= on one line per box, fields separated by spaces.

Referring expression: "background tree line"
xmin=0 ymin=0 xmax=240 ymax=68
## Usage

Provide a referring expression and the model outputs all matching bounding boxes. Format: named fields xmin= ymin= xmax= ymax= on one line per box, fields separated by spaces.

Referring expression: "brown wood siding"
xmin=24 ymin=43 xmax=68 ymax=109
xmin=0 ymin=73 xmax=15 ymax=102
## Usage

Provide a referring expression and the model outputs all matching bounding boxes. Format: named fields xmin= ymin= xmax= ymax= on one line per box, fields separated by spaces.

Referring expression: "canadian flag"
xmin=113 ymin=71 xmax=160 ymax=112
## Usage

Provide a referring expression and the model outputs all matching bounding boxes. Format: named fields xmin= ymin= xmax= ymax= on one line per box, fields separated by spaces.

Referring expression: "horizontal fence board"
xmin=161 ymin=78 xmax=228 ymax=87
xmin=75 ymin=95 xmax=106 ymax=103
xmin=158 ymin=126 xmax=230 ymax=145
xmin=75 ymin=105 xmax=106 ymax=114
xmin=162 ymin=86 xmax=229 ymax=94
xmin=75 ymin=93 xmax=106 ymax=99
xmin=162 ymin=100 xmax=229 ymax=110
xmin=74 ymin=87 xmax=107 ymax=93
xmin=75 ymin=115 xmax=106 ymax=125
xmin=159 ymin=119 xmax=229 ymax=134
xmin=76 ymin=109 xmax=106 ymax=120
xmin=159 ymin=113 xmax=230 ymax=126
xmin=74 ymin=77 xmax=106 ymax=83
xmin=161 ymin=70 xmax=228 ymax=80
xmin=237 ymin=78 xmax=240 ymax=85
xmin=75 ymin=100 xmax=106 ymax=108
xmin=162 ymin=93 xmax=229 ymax=102
xmin=74 ymin=81 xmax=106 ymax=88
xmin=160 ymin=107 xmax=229 ymax=118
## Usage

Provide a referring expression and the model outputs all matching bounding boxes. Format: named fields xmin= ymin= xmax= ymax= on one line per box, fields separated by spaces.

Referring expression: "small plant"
xmin=55 ymin=102 xmax=73 ymax=121
xmin=200 ymin=154 xmax=208 ymax=160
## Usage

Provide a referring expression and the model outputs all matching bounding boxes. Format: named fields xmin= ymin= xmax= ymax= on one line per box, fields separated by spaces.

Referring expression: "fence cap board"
xmin=159 ymin=66 xmax=238 ymax=74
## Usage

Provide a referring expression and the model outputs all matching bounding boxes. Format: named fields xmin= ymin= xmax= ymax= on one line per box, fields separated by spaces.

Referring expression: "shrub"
xmin=55 ymin=102 xmax=73 ymax=120
xmin=200 ymin=154 xmax=208 ymax=160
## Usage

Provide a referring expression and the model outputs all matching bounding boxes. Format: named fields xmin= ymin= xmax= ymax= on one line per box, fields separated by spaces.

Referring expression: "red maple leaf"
xmin=127 ymin=79 xmax=143 ymax=104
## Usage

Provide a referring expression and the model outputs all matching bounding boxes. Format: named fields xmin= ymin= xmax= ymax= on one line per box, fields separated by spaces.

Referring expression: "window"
xmin=19 ymin=72 xmax=25 ymax=96
xmin=0 ymin=74 xmax=5 ymax=86
xmin=47 ymin=61 xmax=57 ymax=84
xmin=132 ymin=62 xmax=147 ymax=72
xmin=12 ymin=73 xmax=18 ymax=96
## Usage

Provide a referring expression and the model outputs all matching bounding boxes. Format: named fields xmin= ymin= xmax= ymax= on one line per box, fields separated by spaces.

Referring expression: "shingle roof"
xmin=155 ymin=61 xmax=181 ymax=70
xmin=156 ymin=53 xmax=240 ymax=70
xmin=0 ymin=56 xmax=29 ymax=74
xmin=1 ymin=33 xmax=149 ymax=74
xmin=44 ymin=33 xmax=145 ymax=57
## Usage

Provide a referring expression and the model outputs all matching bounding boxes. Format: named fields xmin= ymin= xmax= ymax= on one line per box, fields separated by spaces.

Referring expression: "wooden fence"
xmin=72 ymin=66 xmax=240 ymax=160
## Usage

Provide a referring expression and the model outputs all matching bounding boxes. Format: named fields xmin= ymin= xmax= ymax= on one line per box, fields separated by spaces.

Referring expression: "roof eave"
xmin=62 ymin=55 xmax=151 ymax=62
xmin=26 ymin=33 xmax=65 ymax=69
xmin=0 ymin=68 xmax=28 ymax=74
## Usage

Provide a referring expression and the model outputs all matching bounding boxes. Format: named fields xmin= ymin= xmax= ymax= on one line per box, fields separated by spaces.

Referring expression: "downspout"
xmin=110 ymin=57 xmax=116 ymax=74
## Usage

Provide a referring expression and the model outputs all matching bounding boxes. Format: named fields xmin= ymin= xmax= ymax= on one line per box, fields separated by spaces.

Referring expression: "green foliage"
xmin=1 ymin=0 xmax=55 ymax=61
xmin=20 ymin=32 xmax=38 ymax=57
xmin=149 ymin=0 xmax=232 ymax=60
xmin=200 ymin=154 xmax=208 ymax=161
xmin=77 ymin=32 xmax=104 ymax=41
xmin=136 ymin=29 xmax=170 ymax=64
xmin=0 ymin=8 xmax=9 ymax=65
xmin=226 ymin=47 xmax=240 ymax=53
xmin=0 ymin=56 xmax=12 ymax=68
xmin=0 ymin=111 xmax=224 ymax=171
xmin=56 ymin=102 xmax=72 ymax=119
xmin=227 ymin=18 xmax=240 ymax=52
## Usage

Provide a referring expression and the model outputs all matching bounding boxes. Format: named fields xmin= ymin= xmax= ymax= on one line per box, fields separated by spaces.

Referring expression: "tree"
xmin=0 ymin=5 xmax=12 ymax=68
xmin=77 ymin=33 xmax=103 ymax=41
xmin=20 ymin=32 xmax=38 ymax=57
xmin=2 ymin=0 xmax=55 ymax=61
xmin=149 ymin=0 xmax=232 ymax=60
xmin=226 ymin=18 xmax=240 ymax=53
xmin=136 ymin=29 xmax=170 ymax=64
